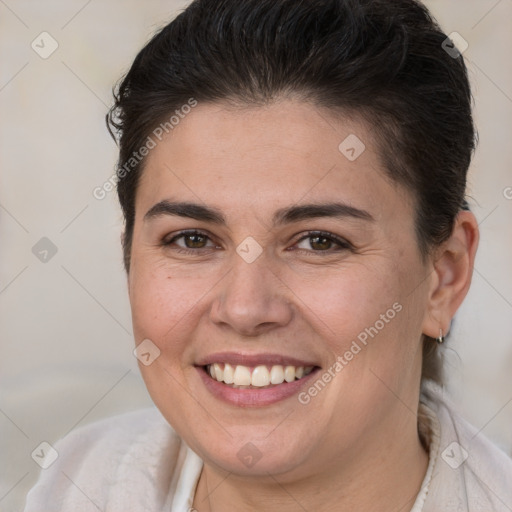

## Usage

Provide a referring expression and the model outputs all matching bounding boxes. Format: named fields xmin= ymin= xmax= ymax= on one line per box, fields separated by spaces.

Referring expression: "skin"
xmin=127 ymin=99 xmax=479 ymax=511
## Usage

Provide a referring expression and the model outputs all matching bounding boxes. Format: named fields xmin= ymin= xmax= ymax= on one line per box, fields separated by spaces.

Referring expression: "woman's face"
xmin=128 ymin=99 xmax=433 ymax=479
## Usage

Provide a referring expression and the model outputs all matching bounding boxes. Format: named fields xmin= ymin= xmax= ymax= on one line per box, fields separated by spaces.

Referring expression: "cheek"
xmin=303 ymin=264 xmax=401 ymax=343
xmin=129 ymin=260 xmax=211 ymax=351
xmin=128 ymin=262 xmax=210 ymax=415
xmin=299 ymin=259 xmax=421 ymax=390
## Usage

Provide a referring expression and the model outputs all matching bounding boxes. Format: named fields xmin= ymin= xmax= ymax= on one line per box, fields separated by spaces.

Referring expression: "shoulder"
xmin=24 ymin=407 xmax=185 ymax=512
xmin=421 ymin=384 xmax=512 ymax=511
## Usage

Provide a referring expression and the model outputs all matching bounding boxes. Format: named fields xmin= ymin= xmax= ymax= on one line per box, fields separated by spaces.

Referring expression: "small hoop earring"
xmin=436 ymin=328 xmax=445 ymax=344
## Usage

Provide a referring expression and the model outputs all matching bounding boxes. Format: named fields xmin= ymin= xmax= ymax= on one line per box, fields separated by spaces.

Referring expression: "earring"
xmin=436 ymin=328 xmax=445 ymax=344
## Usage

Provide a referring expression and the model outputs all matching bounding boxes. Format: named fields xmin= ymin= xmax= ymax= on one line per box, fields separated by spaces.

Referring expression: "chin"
xmin=185 ymin=423 xmax=316 ymax=477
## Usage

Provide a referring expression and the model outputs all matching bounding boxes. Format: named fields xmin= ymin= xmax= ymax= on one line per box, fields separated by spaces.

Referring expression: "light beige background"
xmin=0 ymin=1 xmax=511 ymax=510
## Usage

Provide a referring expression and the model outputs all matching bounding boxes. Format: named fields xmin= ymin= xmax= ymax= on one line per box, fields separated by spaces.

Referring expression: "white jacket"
xmin=23 ymin=384 xmax=512 ymax=511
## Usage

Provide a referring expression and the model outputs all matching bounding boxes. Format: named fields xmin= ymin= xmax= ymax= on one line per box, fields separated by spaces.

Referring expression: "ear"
xmin=421 ymin=210 xmax=479 ymax=338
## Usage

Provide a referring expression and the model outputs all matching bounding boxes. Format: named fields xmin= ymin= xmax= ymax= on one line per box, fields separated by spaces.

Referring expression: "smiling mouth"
xmin=204 ymin=363 xmax=316 ymax=388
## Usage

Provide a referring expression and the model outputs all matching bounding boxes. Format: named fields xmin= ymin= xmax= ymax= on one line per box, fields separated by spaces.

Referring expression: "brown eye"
xmin=163 ymin=230 xmax=217 ymax=252
xmin=182 ymin=233 xmax=208 ymax=248
xmin=294 ymin=231 xmax=352 ymax=254
xmin=309 ymin=235 xmax=333 ymax=251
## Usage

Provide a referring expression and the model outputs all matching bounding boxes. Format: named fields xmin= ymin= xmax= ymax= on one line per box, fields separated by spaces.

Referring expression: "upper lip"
xmin=196 ymin=352 xmax=319 ymax=368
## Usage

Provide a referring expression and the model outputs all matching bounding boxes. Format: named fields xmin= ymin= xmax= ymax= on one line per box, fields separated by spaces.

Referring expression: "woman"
xmin=24 ymin=0 xmax=512 ymax=510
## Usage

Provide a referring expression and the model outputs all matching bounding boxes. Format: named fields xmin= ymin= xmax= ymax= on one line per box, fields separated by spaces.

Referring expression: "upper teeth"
xmin=207 ymin=363 xmax=314 ymax=387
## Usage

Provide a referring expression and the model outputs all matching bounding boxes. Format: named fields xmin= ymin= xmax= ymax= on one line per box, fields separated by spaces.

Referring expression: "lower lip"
xmin=196 ymin=366 xmax=320 ymax=407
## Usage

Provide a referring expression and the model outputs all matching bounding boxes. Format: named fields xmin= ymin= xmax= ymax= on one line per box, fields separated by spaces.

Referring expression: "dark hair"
xmin=107 ymin=0 xmax=476 ymax=388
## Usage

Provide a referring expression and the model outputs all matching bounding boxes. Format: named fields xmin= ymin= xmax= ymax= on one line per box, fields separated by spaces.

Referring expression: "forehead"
xmin=135 ymin=99 xmax=412 ymax=223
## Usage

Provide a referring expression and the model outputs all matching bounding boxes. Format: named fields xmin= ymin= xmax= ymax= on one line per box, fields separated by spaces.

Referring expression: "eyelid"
xmin=162 ymin=229 xmax=219 ymax=247
xmin=292 ymin=230 xmax=354 ymax=251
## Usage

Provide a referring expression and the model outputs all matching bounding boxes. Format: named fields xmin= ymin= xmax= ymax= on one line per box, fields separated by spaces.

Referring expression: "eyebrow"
xmin=143 ymin=200 xmax=374 ymax=226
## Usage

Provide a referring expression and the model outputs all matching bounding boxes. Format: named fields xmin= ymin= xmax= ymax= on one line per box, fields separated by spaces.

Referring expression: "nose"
xmin=209 ymin=251 xmax=294 ymax=337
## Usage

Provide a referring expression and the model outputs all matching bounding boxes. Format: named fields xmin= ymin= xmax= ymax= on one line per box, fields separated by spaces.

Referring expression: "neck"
xmin=192 ymin=412 xmax=429 ymax=512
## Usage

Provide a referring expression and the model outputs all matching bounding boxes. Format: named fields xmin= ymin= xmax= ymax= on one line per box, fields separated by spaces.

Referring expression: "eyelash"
xmin=161 ymin=229 xmax=353 ymax=256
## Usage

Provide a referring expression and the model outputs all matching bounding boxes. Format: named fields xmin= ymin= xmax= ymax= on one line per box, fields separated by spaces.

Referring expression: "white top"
xmin=24 ymin=384 xmax=512 ymax=511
